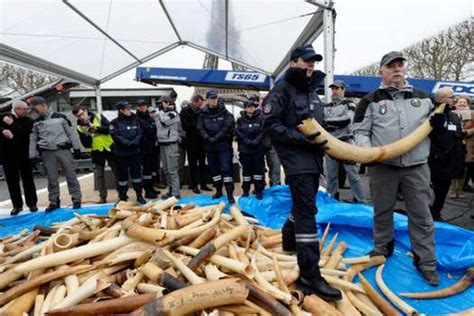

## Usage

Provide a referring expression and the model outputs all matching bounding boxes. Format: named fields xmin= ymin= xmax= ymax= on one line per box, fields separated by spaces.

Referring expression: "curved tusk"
xmin=298 ymin=104 xmax=446 ymax=163
xmin=375 ymin=264 xmax=419 ymax=316
xmin=400 ymin=267 xmax=473 ymax=299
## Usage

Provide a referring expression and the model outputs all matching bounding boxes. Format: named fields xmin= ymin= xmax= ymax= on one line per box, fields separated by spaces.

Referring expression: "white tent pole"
xmin=323 ymin=1 xmax=335 ymax=103
xmin=95 ymin=84 xmax=103 ymax=113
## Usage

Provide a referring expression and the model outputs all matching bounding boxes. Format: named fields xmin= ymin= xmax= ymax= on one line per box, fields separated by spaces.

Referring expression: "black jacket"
xmin=110 ymin=113 xmax=142 ymax=156
xmin=429 ymin=108 xmax=466 ymax=179
xmin=235 ymin=110 xmax=264 ymax=154
xmin=136 ymin=110 xmax=157 ymax=155
xmin=0 ymin=114 xmax=33 ymax=164
xmin=263 ymin=67 xmax=326 ymax=176
xmin=180 ymin=105 xmax=204 ymax=153
xmin=76 ymin=112 xmax=113 ymax=165
xmin=197 ymin=98 xmax=235 ymax=152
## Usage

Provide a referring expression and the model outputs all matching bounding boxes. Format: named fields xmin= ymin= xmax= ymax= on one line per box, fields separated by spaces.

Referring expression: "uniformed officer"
xmin=73 ymin=105 xmax=117 ymax=204
xmin=197 ymin=90 xmax=236 ymax=203
xmin=428 ymin=87 xmax=465 ymax=221
xmin=236 ymin=97 xmax=265 ymax=199
xmin=353 ymin=51 xmax=439 ymax=285
xmin=263 ymin=44 xmax=341 ymax=300
xmin=29 ymin=96 xmax=82 ymax=212
xmin=323 ymin=80 xmax=366 ymax=203
xmin=110 ymin=101 xmax=145 ymax=204
xmin=136 ymin=99 xmax=159 ymax=199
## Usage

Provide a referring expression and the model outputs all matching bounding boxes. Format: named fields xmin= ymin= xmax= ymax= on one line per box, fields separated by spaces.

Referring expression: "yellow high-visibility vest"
xmin=77 ymin=114 xmax=114 ymax=152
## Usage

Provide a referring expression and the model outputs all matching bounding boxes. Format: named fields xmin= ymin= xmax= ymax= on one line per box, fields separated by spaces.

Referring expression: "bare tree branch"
xmin=0 ymin=62 xmax=56 ymax=95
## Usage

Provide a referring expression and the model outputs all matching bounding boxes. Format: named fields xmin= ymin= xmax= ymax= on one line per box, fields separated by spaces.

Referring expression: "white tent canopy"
xmin=1 ymin=0 xmax=335 ymax=107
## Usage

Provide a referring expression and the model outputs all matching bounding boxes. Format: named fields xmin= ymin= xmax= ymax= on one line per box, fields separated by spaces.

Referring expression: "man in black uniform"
xmin=0 ymin=100 xmax=38 ymax=215
xmin=236 ymin=97 xmax=265 ymax=199
xmin=197 ymin=90 xmax=236 ymax=203
xmin=180 ymin=94 xmax=212 ymax=194
xmin=429 ymin=87 xmax=465 ymax=221
xmin=263 ymin=44 xmax=341 ymax=301
xmin=136 ymin=99 xmax=159 ymax=199
xmin=110 ymin=101 xmax=145 ymax=204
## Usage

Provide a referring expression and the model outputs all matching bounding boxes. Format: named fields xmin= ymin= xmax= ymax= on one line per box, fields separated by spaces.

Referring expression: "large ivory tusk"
xmin=298 ymin=104 xmax=446 ymax=163
xmin=47 ymin=293 xmax=157 ymax=315
xmin=0 ymin=265 xmax=91 ymax=306
xmin=130 ymin=279 xmax=248 ymax=316
xmin=162 ymin=249 xmax=205 ymax=284
xmin=14 ymin=235 xmax=135 ymax=273
xmin=187 ymin=225 xmax=250 ymax=271
xmin=52 ymin=233 xmax=79 ymax=252
xmin=358 ymin=272 xmax=401 ymax=316
xmin=303 ymin=294 xmax=343 ymax=316
xmin=375 ymin=264 xmax=419 ymax=315
xmin=400 ymin=267 xmax=474 ymax=299
xmin=251 ymin=255 xmax=293 ymax=304
xmin=178 ymin=245 xmax=254 ymax=279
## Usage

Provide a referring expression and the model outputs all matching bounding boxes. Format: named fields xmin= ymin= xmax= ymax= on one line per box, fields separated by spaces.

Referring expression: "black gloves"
xmin=73 ymin=149 xmax=82 ymax=160
xmin=430 ymin=113 xmax=446 ymax=130
xmin=304 ymin=131 xmax=329 ymax=149
xmin=168 ymin=112 xmax=176 ymax=119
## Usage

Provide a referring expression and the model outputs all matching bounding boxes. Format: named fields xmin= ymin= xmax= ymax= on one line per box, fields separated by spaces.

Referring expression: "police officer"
xmin=73 ymin=105 xmax=117 ymax=204
xmin=429 ymin=87 xmax=465 ymax=221
xmin=197 ymin=90 xmax=236 ymax=203
xmin=236 ymin=97 xmax=265 ymax=199
xmin=260 ymin=94 xmax=282 ymax=187
xmin=180 ymin=94 xmax=213 ymax=194
xmin=323 ymin=80 xmax=366 ymax=203
xmin=29 ymin=96 xmax=82 ymax=212
xmin=353 ymin=51 xmax=439 ymax=285
xmin=136 ymin=99 xmax=159 ymax=199
xmin=156 ymin=96 xmax=182 ymax=199
xmin=110 ymin=101 xmax=145 ymax=204
xmin=263 ymin=44 xmax=341 ymax=300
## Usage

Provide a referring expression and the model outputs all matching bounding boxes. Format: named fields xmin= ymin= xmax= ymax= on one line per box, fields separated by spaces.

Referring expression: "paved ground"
xmin=0 ymin=171 xmax=473 ymax=231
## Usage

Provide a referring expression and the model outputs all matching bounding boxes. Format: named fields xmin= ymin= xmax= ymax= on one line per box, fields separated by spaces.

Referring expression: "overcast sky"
xmin=100 ymin=0 xmax=472 ymax=105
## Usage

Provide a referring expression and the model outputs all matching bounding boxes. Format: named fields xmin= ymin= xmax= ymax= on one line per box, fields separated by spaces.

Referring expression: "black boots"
xmin=144 ymin=187 xmax=158 ymax=199
xmin=72 ymin=201 xmax=81 ymax=209
xmin=136 ymin=191 xmax=146 ymax=204
xmin=212 ymin=181 xmax=223 ymax=199
xmin=10 ymin=207 xmax=23 ymax=216
xmin=296 ymin=276 xmax=342 ymax=301
xmin=46 ymin=198 xmax=60 ymax=213
xmin=367 ymin=240 xmax=395 ymax=258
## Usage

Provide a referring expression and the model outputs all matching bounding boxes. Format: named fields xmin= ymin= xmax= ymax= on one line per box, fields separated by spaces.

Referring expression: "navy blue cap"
xmin=290 ymin=44 xmax=322 ymax=62
xmin=137 ymin=99 xmax=147 ymax=106
xmin=329 ymin=80 xmax=346 ymax=89
xmin=29 ymin=96 xmax=47 ymax=107
xmin=206 ymin=90 xmax=218 ymax=98
xmin=115 ymin=101 xmax=131 ymax=110
xmin=244 ymin=98 xmax=259 ymax=107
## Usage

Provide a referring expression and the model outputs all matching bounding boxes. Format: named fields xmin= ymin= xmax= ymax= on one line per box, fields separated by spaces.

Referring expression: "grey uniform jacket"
xmin=323 ymin=98 xmax=356 ymax=140
xmin=29 ymin=110 xmax=81 ymax=158
xmin=353 ymin=84 xmax=434 ymax=167
xmin=156 ymin=110 xmax=184 ymax=144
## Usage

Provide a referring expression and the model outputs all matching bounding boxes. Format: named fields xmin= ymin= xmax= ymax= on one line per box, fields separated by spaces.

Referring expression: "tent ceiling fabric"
xmin=0 ymin=0 xmax=329 ymax=85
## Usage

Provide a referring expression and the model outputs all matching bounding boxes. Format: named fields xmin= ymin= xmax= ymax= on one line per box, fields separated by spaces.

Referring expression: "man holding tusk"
xmin=263 ymin=44 xmax=342 ymax=301
xmin=353 ymin=51 xmax=440 ymax=286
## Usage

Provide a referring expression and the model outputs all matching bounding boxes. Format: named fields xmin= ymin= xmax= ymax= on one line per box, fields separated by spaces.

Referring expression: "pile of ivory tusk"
xmin=0 ymin=197 xmax=472 ymax=316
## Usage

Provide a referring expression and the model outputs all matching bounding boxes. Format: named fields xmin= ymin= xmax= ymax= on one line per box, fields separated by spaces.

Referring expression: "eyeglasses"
xmin=16 ymin=107 xmax=29 ymax=111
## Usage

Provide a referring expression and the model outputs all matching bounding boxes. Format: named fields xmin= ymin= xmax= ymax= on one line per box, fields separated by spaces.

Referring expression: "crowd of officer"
xmin=2 ymin=43 xmax=473 ymax=300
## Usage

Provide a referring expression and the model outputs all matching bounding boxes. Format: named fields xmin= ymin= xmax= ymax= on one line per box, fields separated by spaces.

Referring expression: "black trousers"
xmin=430 ymin=176 xmax=452 ymax=221
xmin=282 ymin=173 xmax=322 ymax=280
xmin=207 ymin=149 xmax=234 ymax=194
xmin=115 ymin=154 xmax=142 ymax=196
xmin=141 ymin=153 xmax=155 ymax=190
xmin=239 ymin=151 xmax=265 ymax=193
xmin=187 ymin=150 xmax=207 ymax=188
xmin=464 ymin=162 xmax=474 ymax=187
xmin=3 ymin=160 xmax=37 ymax=209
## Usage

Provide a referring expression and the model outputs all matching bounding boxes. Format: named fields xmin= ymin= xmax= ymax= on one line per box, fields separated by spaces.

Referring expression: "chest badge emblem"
xmin=411 ymin=98 xmax=422 ymax=107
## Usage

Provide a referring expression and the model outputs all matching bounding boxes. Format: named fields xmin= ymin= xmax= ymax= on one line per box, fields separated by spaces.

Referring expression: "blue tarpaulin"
xmin=1 ymin=185 xmax=472 ymax=314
